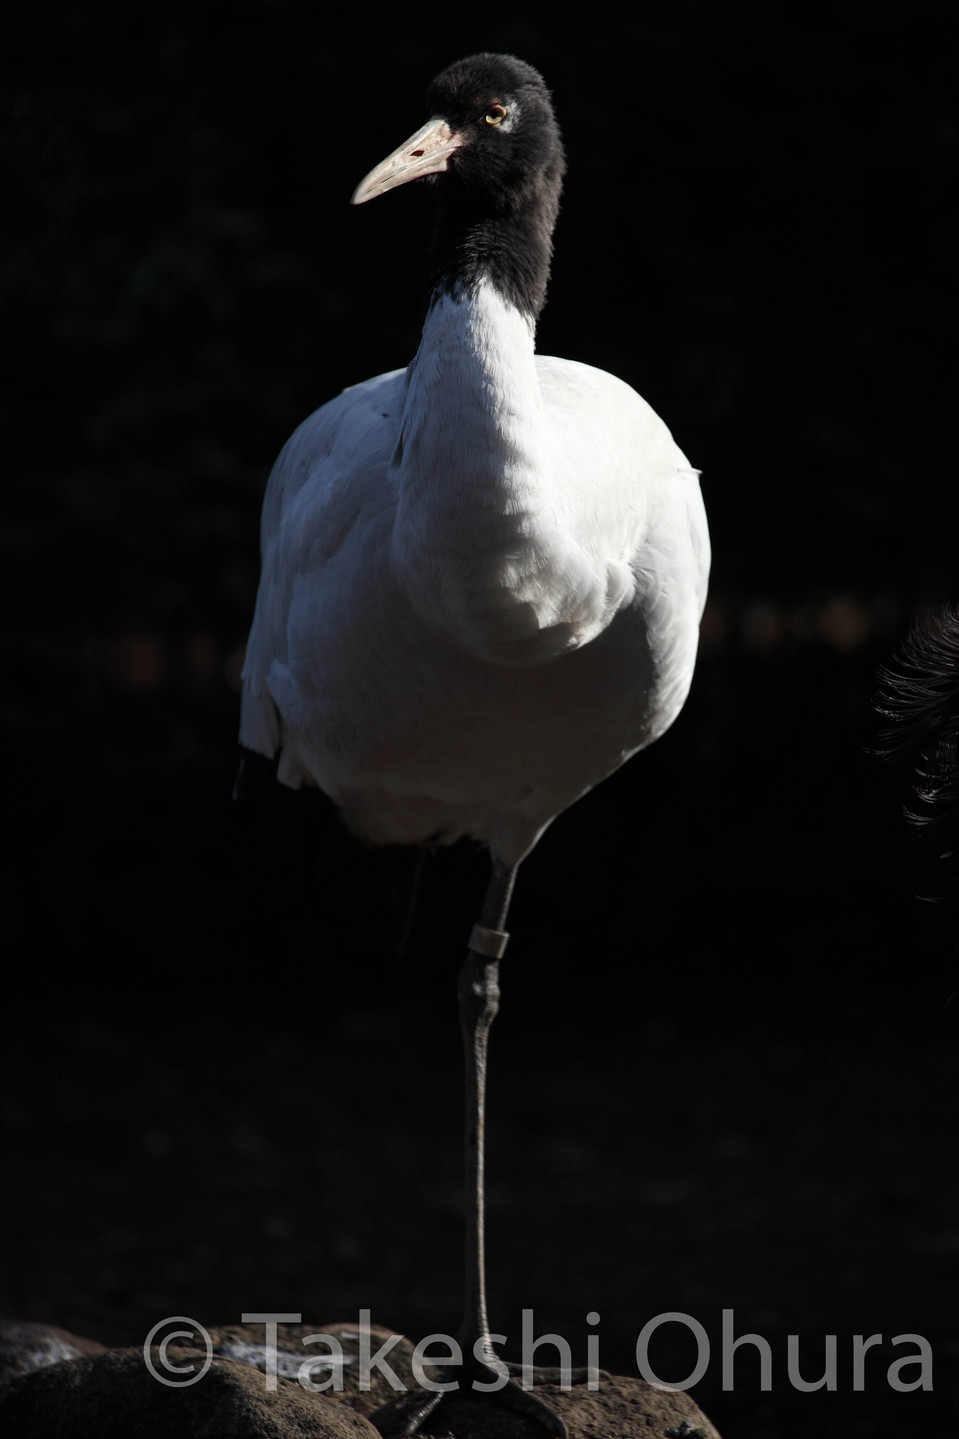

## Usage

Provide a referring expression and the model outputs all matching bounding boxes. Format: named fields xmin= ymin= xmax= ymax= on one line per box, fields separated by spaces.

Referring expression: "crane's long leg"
xmin=374 ymin=860 xmax=576 ymax=1438
xmin=460 ymin=858 xmax=516 ymax=1364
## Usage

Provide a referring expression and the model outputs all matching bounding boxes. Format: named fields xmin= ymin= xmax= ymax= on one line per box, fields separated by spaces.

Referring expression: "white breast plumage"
xmin=240 ymin=278 xmax=708 ymax=865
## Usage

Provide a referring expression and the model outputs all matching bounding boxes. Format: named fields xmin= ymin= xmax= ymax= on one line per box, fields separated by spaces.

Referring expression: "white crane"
xmin=239 ymin=53 xmax=710 ymax=1438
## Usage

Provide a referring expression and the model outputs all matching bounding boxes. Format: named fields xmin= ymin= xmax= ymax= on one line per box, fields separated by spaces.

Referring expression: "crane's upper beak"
xmin=351 ymin=117 xmax=465 ymax=205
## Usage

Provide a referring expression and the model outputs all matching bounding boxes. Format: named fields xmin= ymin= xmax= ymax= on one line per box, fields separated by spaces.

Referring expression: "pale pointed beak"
xmin=351 ymin=116 xmax=465 ymax=205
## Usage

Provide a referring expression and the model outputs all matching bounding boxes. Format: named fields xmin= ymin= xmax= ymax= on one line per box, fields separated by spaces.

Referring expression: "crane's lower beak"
xmin=351 ymin=117 xmax=465 ymax=205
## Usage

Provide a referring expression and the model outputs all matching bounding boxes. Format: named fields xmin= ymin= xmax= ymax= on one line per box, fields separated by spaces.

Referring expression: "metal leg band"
xmin=468 ymin=923 xmax=510 ymax=959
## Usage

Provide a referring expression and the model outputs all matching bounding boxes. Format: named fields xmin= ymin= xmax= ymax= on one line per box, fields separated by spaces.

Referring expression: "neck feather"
xmin=389 ymin=280 xmax=557 ymax=661
xmin=395 ymin=279 xmax=543 ymax=507
xmin=426 ymin=173 xmax=560 ymax=322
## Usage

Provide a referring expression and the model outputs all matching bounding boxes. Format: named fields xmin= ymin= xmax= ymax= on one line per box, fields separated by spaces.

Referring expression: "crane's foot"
xmin=371 ymin=1357 xmax=597 ymax=1437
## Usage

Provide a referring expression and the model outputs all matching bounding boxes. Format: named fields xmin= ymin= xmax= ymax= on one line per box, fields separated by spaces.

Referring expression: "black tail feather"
xmin=876 ymin=605 xmax=959 ymax=1010
xmin=876 ymin=603 xmax=959 ymax=876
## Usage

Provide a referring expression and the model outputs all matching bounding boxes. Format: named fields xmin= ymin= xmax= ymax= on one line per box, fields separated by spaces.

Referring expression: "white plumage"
xmin=240 ymin=276 xmax=708 ymax=866
xmin=238 ymin=52 xmax=711 ymax=1435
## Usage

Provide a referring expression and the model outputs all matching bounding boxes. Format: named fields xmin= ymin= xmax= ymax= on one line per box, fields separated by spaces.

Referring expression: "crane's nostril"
xmin=411 ymin=148 xmax=425 ymax=157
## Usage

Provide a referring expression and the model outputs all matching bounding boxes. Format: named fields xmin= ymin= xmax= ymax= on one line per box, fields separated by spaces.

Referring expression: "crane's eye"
xmin=485 ymin=104 xmax=507 ymax=126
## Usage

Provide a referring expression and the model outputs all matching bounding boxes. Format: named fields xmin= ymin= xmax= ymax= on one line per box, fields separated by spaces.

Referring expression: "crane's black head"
xmin=352 ymin=53 xmax=565 ymax=320
xmin=425 ymin=54 xmax=565 ymax=212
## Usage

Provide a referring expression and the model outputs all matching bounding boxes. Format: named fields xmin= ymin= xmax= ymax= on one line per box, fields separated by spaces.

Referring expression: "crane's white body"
xmin=240 ymin=280 xmax=709 ymax=865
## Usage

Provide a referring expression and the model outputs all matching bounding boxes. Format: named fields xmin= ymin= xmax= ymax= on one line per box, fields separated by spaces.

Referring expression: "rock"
xmin=372 ymin=1369 xmax=721 ymax=1438
xmin=0 ymin=1319 xmax=722 ymax=1436
xmin=0 ymin=1320 xmax=107 ymax=1384
xmin=205 ymin=1323 xmax=721 ymax=1435
xmin=206 ymin=1319 xmax=422 ymax=1418
xmin=0 ymin=1344 xmax=378 ymax=1438
xmin=547 ymin=1371 xmax=721 ymax=1439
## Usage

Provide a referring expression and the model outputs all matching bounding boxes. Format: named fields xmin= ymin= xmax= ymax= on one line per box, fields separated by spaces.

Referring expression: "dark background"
xmin=2 ymin=3 xmax=957 ymax=1436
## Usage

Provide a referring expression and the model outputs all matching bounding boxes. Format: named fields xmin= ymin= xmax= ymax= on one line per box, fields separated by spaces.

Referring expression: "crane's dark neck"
xmin=426 ymin=170 xmax=561 ymax=323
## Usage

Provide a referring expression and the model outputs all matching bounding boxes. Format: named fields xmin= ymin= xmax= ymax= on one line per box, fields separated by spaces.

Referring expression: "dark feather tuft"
xmin=875 ymin=604 xmax=959 ymax=890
